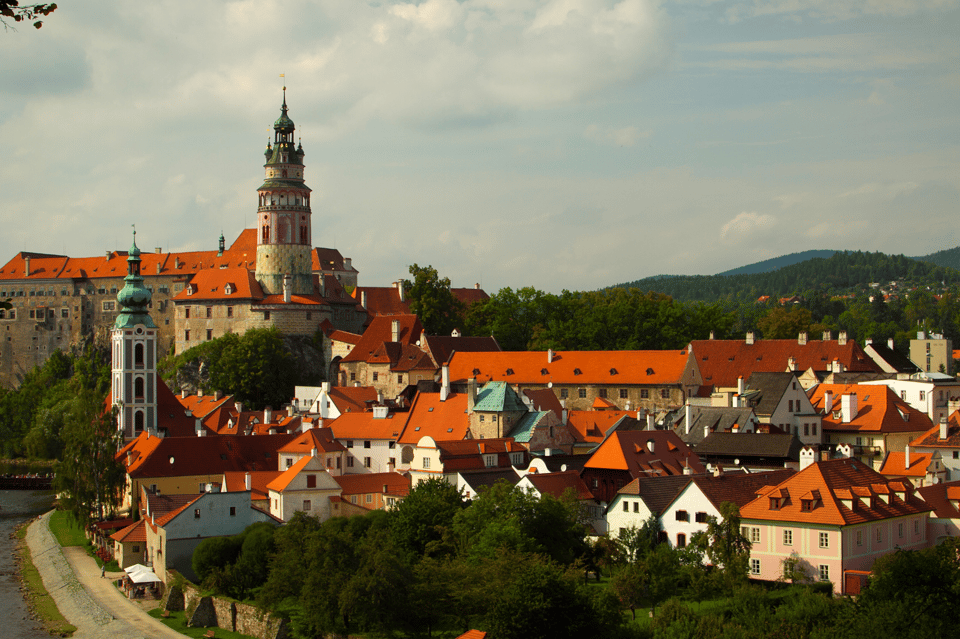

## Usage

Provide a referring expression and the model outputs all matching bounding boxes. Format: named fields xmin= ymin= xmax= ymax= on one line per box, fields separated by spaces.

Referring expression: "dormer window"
xmin=646 ymin=368 xmax=655 ymax=375
xmin=505 ymin=368 xmax=514 ymax=376
xmin=769 ymin=497 xmax=781 ymax=510
xmin=610 ymin=368 xmax=618 ymax=375
xmin=224 ymin=283 xmax=234 ymax=295
xmin=541 ymin=368 xmax=549 ymax=375
xmin=574 ymin=368 xmax=582 ymax=376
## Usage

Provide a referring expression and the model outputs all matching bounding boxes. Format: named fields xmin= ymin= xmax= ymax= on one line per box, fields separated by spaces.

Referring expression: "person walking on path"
xmin=101 ymin=563 xmax=106 ymax=578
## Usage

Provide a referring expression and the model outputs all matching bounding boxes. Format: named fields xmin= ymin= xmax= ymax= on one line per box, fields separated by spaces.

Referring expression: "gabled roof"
xmin=613 ymin=475 xmax=697 ymax=515
xmin=110 ymin=519 xmax=147 ymax=543
xmin=473 ymin=381 xmax=527 ymax=413
xmin=311 ymin=247 xmax=355 ymax=273
xmin=222 ymin=470 xmax=284 ymax=500
xmin=341 ymin=314 xmax=423 ymax=363
xmin=671 ymin=405 xmax=756 ymax=446
xmin=328 ymin=412 xmax=404 ymax=440
xmin=523 ymin=388 xmax=564 ymax=419
xmin=689 ymin=338 xmax=881 ymax=388
xmin=916 ymin=480 xmax=960 ymax=520
xmin=352 ymin=286 xmax=488 ymax=317
xmin=176 ymin=392 xmax=234 ymax=420
xmin=523 ymin=470 xmax=594 ymax=501
xmin=266 ymin=455 xmax=316 ymax=493
xmin=327 ymin=386 xmax=379 ymax=414
xmin=119 ymin=432 xmax=297 ymax=478
xmin=684 ymin=469 xmax=796 ymax=510
xmin=695 ymin=433 xmax=802 ymax=461
xmin=141 ymin=492 xmax=200 ymax=520
xmin=863 ymin=342 xmax=921 ymax=374
xmin=910 ymin=411 xmax=960 ymax=448
xmin=739 ymin=458 xmax=931 ymax=526
xmin=156 ymin=375 xmax=207 ymax=437
xmin=398 ymin=392 xmax=470 ymax=445
xmin=172 ymin=267 xmax=263 ymax=302
xmin=584 ymin=430 xmax=704 ymax=477
xmin=459 ymin=468 xmax=522 ymax=492
xmin=566 ymin=410 xmax=632 ymax=445
xmin=278 ymin=427 xmax=347 ymax=455
xmin=808 ymin=384 xmax=933 ymax=434
xmin=447 ymin=350 xmax=691 ymax=385
xmin=509 ymin=411 xmax=554 ymax=443
xmin=879 ymin=450 xmax=937 ymax=477
xmin=744 ymin=372 xmax=797 ymax=417
xmin=433 ymin=438 xmax=527 ymax=473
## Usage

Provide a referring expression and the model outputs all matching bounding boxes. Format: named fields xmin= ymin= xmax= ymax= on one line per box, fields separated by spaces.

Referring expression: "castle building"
xmin=111 ymin=231 xmax=158 ymax=439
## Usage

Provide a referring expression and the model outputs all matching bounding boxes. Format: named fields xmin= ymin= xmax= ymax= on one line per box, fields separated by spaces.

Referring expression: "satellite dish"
xmin=734 ymin=458 xmax=740 ymax=466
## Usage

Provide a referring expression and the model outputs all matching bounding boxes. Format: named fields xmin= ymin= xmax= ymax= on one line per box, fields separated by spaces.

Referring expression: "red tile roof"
xmin=447 ymin=350 xmax=691 ymax=385
xmin=341 ymin=314 xmax=423 ymax=363
xmin=266 ymin=455 xmax=315 ymax=492
xmin=173 ymin=267 xmax=264 ymax=302
xmin=689 ymin=338 xmax=881 ymax=388
xmin=740 ymin=458 xmax=931 ymax=526
xmin=916 ymin=480 xmax=960 ymax=519
xmin=278 ymin=428 xmax=346 ymax=455
xmin=910 ymin=411 xmax=960 ymax=448
xmin=118 ymin=432 xmax=297 ymax=478
xmin=176 ymin=392 xmax=234 ymax=419
xmin=333 ymin=471 xmax=410 ymax=496
xmin=398 ymin=392 xmax=470 ymax=445
xmin=808 ymin=384 xmax=933 ymax=434
xmin=328 ymin=412 xmax=404 ymax=440
xmin=566 ymin=410 xmax=631 ymax=445
xmin=327 ymin=386 xmax=379 ymax=414
xmin=110 ymin=519 xmax=147 ymax=543
xmin=585 ymin=430 xmax=703 ymax=476
xmin=879 ymin=451 xmax=935 ymax=477
xmin=222 ymin=470 xmax=284 ymax=500
xmin=524 ymin=470 xmax=594 ymax=501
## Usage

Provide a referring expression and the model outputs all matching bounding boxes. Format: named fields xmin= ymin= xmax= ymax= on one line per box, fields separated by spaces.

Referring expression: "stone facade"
xmin=255 ymin=244 xmax=313 ymax=295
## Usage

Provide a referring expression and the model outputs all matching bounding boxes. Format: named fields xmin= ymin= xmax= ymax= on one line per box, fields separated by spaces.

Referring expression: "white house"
xmin=266 ymin=455 xmax=342 ymax=522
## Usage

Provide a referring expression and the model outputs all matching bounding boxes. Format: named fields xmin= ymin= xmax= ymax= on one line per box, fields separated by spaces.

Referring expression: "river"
xmin=1 ymin=480 xmax=56 ymax=638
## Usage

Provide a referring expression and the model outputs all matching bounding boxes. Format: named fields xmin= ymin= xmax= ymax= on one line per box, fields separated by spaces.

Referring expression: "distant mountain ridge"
xmin=715 ymin=250 xmax=841 ymax=276
xmin=912 ymin=246 xmax=960 ymax=271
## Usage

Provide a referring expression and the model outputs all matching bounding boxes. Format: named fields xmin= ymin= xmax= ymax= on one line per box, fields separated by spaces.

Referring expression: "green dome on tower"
xmin=115 ymin=229 xmax=157 ymax=329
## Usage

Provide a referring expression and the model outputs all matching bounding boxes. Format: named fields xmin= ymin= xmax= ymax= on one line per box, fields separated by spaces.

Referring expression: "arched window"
xmin=134 ymin=343 xmax=144 ymax=368
xmin=262 ymin=224 xmax=270 ymax=243
xmin=134 ymin=411 xmax=144 ymax=434
xmin=134 ymin=377 xmax=144 ymax=400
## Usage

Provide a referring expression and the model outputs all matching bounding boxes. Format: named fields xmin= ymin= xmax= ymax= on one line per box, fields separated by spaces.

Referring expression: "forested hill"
xmin=610 ymin=251 xmax=960 ymax=302
xmin=914 ymin=246 xmax=960 ymax=271
xmin=715 ymin=250 xmax=840 ymax=276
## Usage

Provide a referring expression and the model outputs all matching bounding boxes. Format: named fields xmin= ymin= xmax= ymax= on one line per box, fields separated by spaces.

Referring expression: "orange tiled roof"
xmin=398 ymin=392 xmax=470 ymax=445
xmin=566 ymin=410 xmax=631 ymax=444
xmin=328 ymin=412 xmax=404 ymax=440
xmin=808 ymin=384 xmax=933 ymax=434
xmin=341 ymin=314 xmax=423 ymax=363
xmin=118 ymin=432 xmax=297 ymax=478
xmin=584 ymin=430 xmax=704 ymax=476
xmin=910 ymin=411 xmax=960 ymax=448
xmin=278 ymin=427 xmax=346 ymax=455
xmin=689 ymin=338 xmax=881 ymax=388
xmin=327 ymin=386 xmax=379 ymax=414
xmin=740 ymin=458 xmax=931 ymax=526
xmin=172 ymin=267 xmax=263 ymax=302
xmin=176 ymin=392 xmax=234 ymax=419
xmin=333 ymin=471 xmax=409 ymax=496
xmin=266 ymin=455 xmax=315 ymax=493
xmin=447 ymin=350 xmax=691 ymax=385
xmin=222 ymin=470 xmax=284 ymax=500
xmin=524 ymin=470 xmax=594 ymax=501
xmin=879 ymin=451 xmax=934 ymax=477
xmin=110 ymin=519 xmax=147 ymax=543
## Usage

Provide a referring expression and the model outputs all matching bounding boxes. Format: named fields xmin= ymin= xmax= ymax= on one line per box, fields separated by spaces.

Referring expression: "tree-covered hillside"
xmin=715 ymin=250 xmax=840 ymax=276
xmin=611 ymin=251 xmax=960 ymax=302
xmin=914 ymin=246 xmax=960 ymax=272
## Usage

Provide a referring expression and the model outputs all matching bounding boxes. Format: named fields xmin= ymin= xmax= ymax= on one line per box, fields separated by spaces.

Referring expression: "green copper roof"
xmin=115 ymin=230 xmax=156 ymax=329
xmin=509 ymin=411 xmax=551 ymax=443
xmin=473 ymin=381 xmax=528 ymax=413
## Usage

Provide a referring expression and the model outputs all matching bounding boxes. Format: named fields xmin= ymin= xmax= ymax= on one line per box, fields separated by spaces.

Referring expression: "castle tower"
xmin=255 ymin=88 xmax=313 ymax=295
xmin=111 ymin=230 xmax=158 ymax=439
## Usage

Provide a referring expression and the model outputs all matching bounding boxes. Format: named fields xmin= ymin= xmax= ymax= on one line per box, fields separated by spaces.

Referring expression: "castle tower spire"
xmin=255 ymin=88 xmax=313 ymax=295
xmin=112 ymin=228 xmax=158 ymax=439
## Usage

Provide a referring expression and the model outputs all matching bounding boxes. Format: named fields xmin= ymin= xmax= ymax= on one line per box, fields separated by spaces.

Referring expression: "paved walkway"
xmin=25 ymin=510 xmax=186 ymax=639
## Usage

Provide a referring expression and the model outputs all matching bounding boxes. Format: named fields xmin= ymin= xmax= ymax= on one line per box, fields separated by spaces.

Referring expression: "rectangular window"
xmin=804 ymin=424 xmax=809 ymax=436
xmin=783 ymin=529 xmax=793 ymax=546
xmin=389 ymin=457 xmax=395 ymax=467
xmin=695 ymin=512 xmax=708 ymax=523
xmin=599 ymin=388 xmax=607 ymax=398
xmin=206 ymin=306 xmax=212 ymax=318
xmin=307 ymin=474 xmax=317 ymax=488
xmin=185 ymin=307 xmax=190 ymax=318
xmin=398 ymin=375 xmax=403 ymax=384
xmin=423 ymin=457 xmax=430 ymax=469
xmin=675 ymin=510 xmax=689 ymax=522
xmin=61 ymin=308 xmax=69 ymax=318
xmin=751 ymin=559 xmax=761 ymax=575
xmin=366 ymin=494 xmax=373 ymax=503
xmin=660 ymin=389 xmax=669 ymax=399
xmin=876 ymin=527 xmax=882 ymax=543
xmin=560 ymin=388 xmax=568 ymax=399
xmin=347 ymin=457 xmax=354 ymax=468
xmin=230 ymin=507 xmax=236 ymax=516
xmin=623 ymin=501 xmax=629 ymax=513
xmin=194 ymin=509 xmax=201 ymax=519
xmin=620 ymin=388 xmax=628 ymax=399
xmin=285 ymin=458 xmax=293 ymax=468
xmin=641 ymin=389 xmax=649 ymax=399
xmin=372 ymin=372 xmax=378 ymax=381
xmin=819 ymin=565 xmax=829 ymax=582
xmin=634 ymin=502 xmax=640 ymax=513
xmin=185 ymin=330 xmax=190 ymax=341
xmin=898 ymin=522 xmax=903 ymax=538
xmin=303 ymin=500 xmax=311 ymax=511
xmin=915 ymin=519 xmax=920 ymax=534
xmin=788 ymin=400 xmax=794 ymax=412
xmin=227 ymin=306 xmax=233 ymax=318
xmin=364 ymin=440 xmax=371 ymax=448
xmin=819 ymin=532 xmax=829 ymax=548
xmin=920 ymin=391 xmax=926 ymax=401
xmin=742 ymin=527 xmax=760 ymax=544
xmin=364 ymin=457 xmax=371 ymax=468
xmin=857 ymin=530 xmax=863 ymax=546
xmin=264 ymin=311 xmax=270 ymax=320
xmin=578 ymin=388 xmax=586 ymax=399
xmin=206 ymin=329 xmax=212 ymax=341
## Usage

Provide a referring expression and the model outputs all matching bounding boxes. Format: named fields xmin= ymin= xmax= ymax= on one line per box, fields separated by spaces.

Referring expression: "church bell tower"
xmin=255 ymin=88 xmax=313 ymax=295
xmin=112 ymin=229 xmax=158 ymax=440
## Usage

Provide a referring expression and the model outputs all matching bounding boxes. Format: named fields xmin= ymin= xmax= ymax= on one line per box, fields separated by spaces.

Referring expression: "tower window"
xmin=134 ymin=343 xmax=144 ymax=368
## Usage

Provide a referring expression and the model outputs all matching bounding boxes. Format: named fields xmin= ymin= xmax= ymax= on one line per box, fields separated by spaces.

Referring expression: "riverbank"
xmin=22 ymin=510 xmax=186 ymax=639
xmin=14 ymin=518 xmax=76 ymax=636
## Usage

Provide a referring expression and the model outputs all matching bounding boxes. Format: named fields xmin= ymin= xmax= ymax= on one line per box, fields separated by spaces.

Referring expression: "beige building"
xmin=910 ymin=331 xmax=953 ymax=375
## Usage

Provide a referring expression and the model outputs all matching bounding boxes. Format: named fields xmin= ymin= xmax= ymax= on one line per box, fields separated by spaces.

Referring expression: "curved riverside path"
xmin=25 ymin=511 xmax=185 ymax=639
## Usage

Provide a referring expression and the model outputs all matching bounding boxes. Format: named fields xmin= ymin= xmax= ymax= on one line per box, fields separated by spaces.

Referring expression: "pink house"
xmin=739 ymin=456 xmax=932 ymax=594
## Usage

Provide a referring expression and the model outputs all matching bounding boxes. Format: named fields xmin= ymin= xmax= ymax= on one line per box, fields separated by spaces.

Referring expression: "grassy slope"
xmin=15 ymin=523 xmax=78 ymax=637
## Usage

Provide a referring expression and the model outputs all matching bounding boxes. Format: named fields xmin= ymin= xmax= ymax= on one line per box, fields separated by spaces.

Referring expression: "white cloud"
xmin=584 ymin=124 xmax=649 ymax=146
xmin=720 ymin=211 xmax=777 ymax=240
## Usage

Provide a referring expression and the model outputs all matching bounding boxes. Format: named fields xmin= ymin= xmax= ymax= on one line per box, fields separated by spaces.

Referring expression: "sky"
xmin=1 ymin=0 xmax=957 ymax=294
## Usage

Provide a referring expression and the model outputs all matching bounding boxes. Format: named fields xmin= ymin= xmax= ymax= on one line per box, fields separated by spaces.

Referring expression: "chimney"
xmin=683 ymin=460 xmax=693 ymax=475
xmin=311 ymin=447 xmax=317 ymax=457
xmin=746 ymin=331 xmax=755 ymax=345
xmin=737 ymin=376 xmax=745 ymax=395
xmin=155 ymin=247 xmax=161 ymax=254
xmin=24 ymin=256 xmax=30 ymax=277
xmin=547 ymin=349 xmax=554 ymax=364
xmin=474 ymin=282 xmax=480 ymax=289
xmin=361 ymin=290 xmax=367 ymax=308
xmin=709 ymin=330 xmax=715 ymax=340
xmin=841 ymin=393 xmax=858 ymax=423
xmin=467 ymin=377 xmax=477 ymax=412
xmin=562 ymin=408 xmax=568 ymax=423
xmin=377 ymin=389 xmax=384 ymax=404
xmin=198 ymin=388 xmax=204 ymax=397
xmin=244 ymin=472 xmax=252 ymax=491
xmin=823 ymin=330 xmax=832 ymax=341
xmin=344 ymin=257 xmax=352 ymax=270
xmin=646 ymin=413 xmax=655 ymax=431
xmin=824 ymin=390 xmax=833 ymax=414
xmin=214 ymin=390 xmax=222 ymax=400
xmin=287 ymin=404 xmax=295 ymax=417
xmin=264 ymin=406 xmax=273 ymax=423
xmin=283 ymin=274 xmax=291 ymax=303
xmin=319 ymin=275 xmax=326 ymax=298
xmin=713 ymin=464 xmax=724 ymax=477
xmin=397 ymin=282 xmax=406 ymax=303
xmin=704 ymin=422 xmax=710 ymax=440
xmin=940 ymin=415 xmax=949 ymax=440
xmin=195 ymin=418 xmax=203 ymax=437
xmin=799 ymin=446 xmax=815 ymax=470
xmin=685 ymin=401 xmax=692 ymax=435
xmin=787 ymin=356 xmax=796 ymax=372
xmin=182 ymin=388 xmax=189 ymax=399
xmin=798 ymin=332 xmax=808 ymax=346
xmin=235 ymin=401 xmax=243 ymax=413
xmin=646 ymin=439 xmax=655 ymax=453
xmin=106 ymin=250 xmax=112 ymax=259
xmin=440 ymin=364 xmax=450 ymax=402
xmin=175 ymin=256 xmax=181 ymax=269
xmin=391 ymin=320 xmax=399 ymax=343
xmin=156 ymin=263 xmax=161 ymax=274
xmin=904 ymin=444 xmax=911 ymax=469
xmin=865 ymin=338 xmax=873 ymax=346
xmin=838 ymin=331 xmax=848 ymax=346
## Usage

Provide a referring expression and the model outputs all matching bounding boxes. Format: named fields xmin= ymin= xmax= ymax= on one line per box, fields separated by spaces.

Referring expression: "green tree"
xmin=209 ymin=328 xmax=300 ymax=409
xmin=691 ymin=501 xmax=751 ymax=587
xmin=390 ymin=477 xmax=466 ymax=558
xmin=404 ymin=264 xmax=465 ymax=336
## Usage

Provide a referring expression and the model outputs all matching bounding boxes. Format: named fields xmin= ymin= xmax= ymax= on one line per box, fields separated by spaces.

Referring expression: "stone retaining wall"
xmin=164 ymin=572 xmax=288 ymax=639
